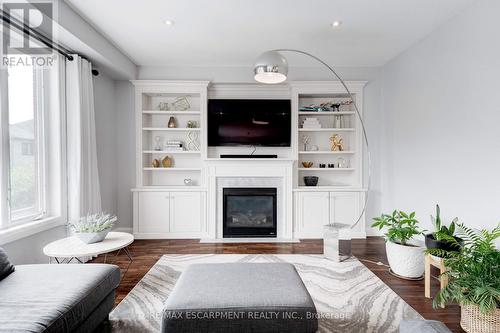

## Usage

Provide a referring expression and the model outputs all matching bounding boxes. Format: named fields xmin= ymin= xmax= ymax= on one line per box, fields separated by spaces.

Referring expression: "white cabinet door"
xmin=138 ymin=192 xmax=170 ymax=233
xmin=170 ymin=192 xmax=203 ymax=233
xmin=296 ymin=192 xmax=330 ymax=238
xmin=330 ymin=192 xmax=358 ymax=225
xmin=330 ymin=192 xmax=365 ymax=237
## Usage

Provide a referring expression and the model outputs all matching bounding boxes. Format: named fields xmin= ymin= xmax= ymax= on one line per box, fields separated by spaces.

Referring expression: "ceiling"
xmin=66 ymin=0 xmax=473 ymax=67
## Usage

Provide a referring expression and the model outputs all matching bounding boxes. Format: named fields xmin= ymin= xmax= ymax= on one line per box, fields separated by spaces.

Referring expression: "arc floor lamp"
xmin=253 ymin=50 xmax=371 ymax=260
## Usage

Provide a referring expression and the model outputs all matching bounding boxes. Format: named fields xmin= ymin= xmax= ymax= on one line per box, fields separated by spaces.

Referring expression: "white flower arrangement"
xmin=69 ymin=212 xmax=117 ymax=233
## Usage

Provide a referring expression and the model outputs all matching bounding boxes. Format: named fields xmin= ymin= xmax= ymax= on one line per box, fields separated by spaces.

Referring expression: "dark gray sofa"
xmin=0 ymin=247 xmax=120 ymax=333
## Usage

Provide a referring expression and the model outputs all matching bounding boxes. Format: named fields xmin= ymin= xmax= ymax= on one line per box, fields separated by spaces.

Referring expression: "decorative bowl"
xmin=75 ymin=230 xmax=110 ymax=244
xmin=302 ymin=161 xmax=314 ymax=168
xmin=303 ymin=176 xmax=319 ymax=186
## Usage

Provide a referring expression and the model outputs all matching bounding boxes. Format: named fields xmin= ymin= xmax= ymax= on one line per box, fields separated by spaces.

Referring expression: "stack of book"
xmin=302 ymin=118 xmax=321 ymax=129
xmin=165 ymin=140 xmax=184 ymax=151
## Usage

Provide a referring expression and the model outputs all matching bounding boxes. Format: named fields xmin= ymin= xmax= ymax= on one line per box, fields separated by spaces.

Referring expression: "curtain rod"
xmin=0 ymin=9 xmax=99 ymax=76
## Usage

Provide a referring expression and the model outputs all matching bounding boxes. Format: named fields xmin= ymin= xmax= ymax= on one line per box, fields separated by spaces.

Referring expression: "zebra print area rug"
xmin=110 ymin=254 xmax=422 ymax=332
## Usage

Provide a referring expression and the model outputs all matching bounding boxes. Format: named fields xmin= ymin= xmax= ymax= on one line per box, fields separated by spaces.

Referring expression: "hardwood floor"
xmin=91 ymin=237 xmax=463 ymax=332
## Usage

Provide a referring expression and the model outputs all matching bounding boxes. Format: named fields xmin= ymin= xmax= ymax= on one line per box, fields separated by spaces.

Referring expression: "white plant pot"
xmin=75 ymin=230 xmax=110 ymax=244
xmin=385 ymin=240 xmax=425 ymax=278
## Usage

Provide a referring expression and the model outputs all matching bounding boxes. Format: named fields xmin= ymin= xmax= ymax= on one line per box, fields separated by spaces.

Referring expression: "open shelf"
xmin=298 ymin=168 xmax=354 ymax=171
xmin=143 ymin=167 xmax=202 ymax=171
xmin=143 ymin=150 xmax=200 ymax=154
xmin=298 ymin=128 xmax=355 ymax=132
xmin=299 ymin=150 xmax=355 ymax=154
xmin=142 ymin=127 xmax=201 ymax=131
xmin=142 ymin=110 xmax=201 ymax=115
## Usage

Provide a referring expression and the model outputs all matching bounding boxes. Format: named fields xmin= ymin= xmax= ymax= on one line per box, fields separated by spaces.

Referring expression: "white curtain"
xmin=66 ymin=55 xmax=101 ymax=223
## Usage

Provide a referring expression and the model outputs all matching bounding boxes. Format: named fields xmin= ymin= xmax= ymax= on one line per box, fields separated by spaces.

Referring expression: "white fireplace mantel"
xmin=202 ymin=159 xmax=295 ymax=242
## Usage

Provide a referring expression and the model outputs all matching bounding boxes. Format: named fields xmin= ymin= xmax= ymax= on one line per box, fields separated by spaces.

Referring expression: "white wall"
xmin=115 ymin=81 xmax=136 ymax=231
xmin=94 ymin=73 xmax=118 ymax=216
xmin=2 ymin=226 xmax=66 ymax=265
xmin=380 ymin=0 xmax=500 ymax=232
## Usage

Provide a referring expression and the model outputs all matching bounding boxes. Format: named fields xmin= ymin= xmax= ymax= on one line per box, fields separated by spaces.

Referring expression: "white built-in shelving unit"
xmin=131 ymin=80 xmax=367 ymax=240
xmin=133 ymin=81 xmax=209 ymax=188
xmin=291 ymin=82 xmax=365 ymax=189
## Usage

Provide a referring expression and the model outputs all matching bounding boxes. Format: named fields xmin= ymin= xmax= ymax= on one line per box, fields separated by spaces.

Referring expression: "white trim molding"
xmin=0 ymin=217 xmax=66 ymax=246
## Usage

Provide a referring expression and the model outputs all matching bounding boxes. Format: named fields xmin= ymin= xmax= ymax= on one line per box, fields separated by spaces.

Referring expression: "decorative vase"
xmin=75 ymin=229 xmax=110 ymax=244
xmin=385 ymin=240 xmax=425 ymax=279
xmin=162 ymin=155 xmax=172 ymax=167
xmin=303 ymin=176 xmax=318 ymax=186
xmin=152 ymin=159 xmax=160 ymax=168
xmin=167 ymin=116 xmax=176 ymax=128
xmin=460 ymin=304 xmax=500 ymax=333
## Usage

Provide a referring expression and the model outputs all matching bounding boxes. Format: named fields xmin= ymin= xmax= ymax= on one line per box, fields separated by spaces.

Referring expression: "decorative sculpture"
xmin=161 ymin=156 xmax=172 ymax=168
xmin=302 ymin=135 xmax=310 ymax=151
xmin=187 ymin=131 xmax=200 ymax=151
xmin=167 ymin=116 xmax=176 ymax=128
xmin=330 ymin=134 xmax=344 ymax=151
xmin=171 ymin=96 xmax=190 ymax=111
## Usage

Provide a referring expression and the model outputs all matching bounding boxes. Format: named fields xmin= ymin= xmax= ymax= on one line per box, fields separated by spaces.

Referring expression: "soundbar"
xmin=220 ymin=154 xmax=278 ymax=159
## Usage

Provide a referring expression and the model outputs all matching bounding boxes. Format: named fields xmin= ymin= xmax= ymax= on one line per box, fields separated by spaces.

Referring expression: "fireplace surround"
xmin=223 ymin=188 xmax=277 ymax=238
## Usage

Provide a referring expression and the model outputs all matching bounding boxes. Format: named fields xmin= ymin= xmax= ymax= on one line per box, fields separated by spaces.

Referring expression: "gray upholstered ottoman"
xmin=162 ymin=263 xmax=318 ymax=333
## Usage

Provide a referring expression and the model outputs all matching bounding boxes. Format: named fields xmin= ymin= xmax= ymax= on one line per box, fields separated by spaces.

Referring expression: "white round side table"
xmin=43 ymin=232 xmax=134 ymax=265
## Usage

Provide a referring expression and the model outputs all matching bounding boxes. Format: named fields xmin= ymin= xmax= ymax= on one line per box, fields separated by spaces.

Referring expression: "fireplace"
xmin=223 ymin=188 xmax=277 ymax=238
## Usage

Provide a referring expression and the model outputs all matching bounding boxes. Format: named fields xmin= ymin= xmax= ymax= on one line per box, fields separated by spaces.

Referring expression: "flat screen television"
xmin=208 ymin=99 xmax=291 ymax=147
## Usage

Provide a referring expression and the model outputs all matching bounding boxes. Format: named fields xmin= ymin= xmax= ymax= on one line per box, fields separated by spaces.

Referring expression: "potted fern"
xmin=427 ymin=223 xmax=499 ymax=333
xmin=69 ymin=213 xmax=117 ymax=244
xmin=425 ymin=204 xmax=463 ymax=253
xmin=372 ymin=210 xmax=425 ymax=279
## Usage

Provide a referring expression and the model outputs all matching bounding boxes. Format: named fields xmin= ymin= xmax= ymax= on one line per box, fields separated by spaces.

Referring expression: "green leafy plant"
xmin=69 ymin=212 xmax=117 ymax=233
xmin=427 ymin=223 xmax=500 ymax=313
xmin=372 ymin=210 xmax=423 ymax=245
xmin=431 ymin=204 xmax=458 ymax=240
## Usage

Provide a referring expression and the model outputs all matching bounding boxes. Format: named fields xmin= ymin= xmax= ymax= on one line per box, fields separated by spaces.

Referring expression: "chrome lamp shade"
xmin=253 ymin=51 xmax=288 ymax=84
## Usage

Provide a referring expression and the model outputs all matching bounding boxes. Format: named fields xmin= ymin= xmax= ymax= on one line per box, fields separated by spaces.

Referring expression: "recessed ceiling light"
xmin=163 ymin=19 xmax=174 ymax=26
xmin=331 ymin=21 xmax=342 ymax=28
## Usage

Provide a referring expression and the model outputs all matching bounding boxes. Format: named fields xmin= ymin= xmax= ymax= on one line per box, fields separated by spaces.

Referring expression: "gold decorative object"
xmin=302 ymin=161 xmax=314 ymax=168
xmin=152 ymin=159 xmax=160 ymax=168
xmin=330 ymin=134 xmax=344 ymax=151
xmin=171 ymin=96 xmax=190 ymax=111
xmin=162 ymin=156 xmax=172 ymax=168
xmin=167 ymin=116 xmax=176 ymax=128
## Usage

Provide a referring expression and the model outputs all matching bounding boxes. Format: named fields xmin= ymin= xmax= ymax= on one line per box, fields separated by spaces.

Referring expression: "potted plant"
xmin=425 ymin=204 xmax=463 ymax=253
xmin=69 ymin=212 xmax=117 ymax=244
xmin=372 ymin=210 xmax=425 ymax=279
xmin=428 ymin=223 xmax=500 ymax=333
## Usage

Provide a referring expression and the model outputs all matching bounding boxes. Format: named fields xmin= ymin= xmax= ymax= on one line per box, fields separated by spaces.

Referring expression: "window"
xmin=7 ymin=66 xmax=46 ymax=223
xmin=0 ymin=60 xmax=65 ymax=232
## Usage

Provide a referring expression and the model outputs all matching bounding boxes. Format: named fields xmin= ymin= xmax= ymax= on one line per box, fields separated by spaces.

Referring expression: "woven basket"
xmin=460 ymin=304 xmax=500 ymax=333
